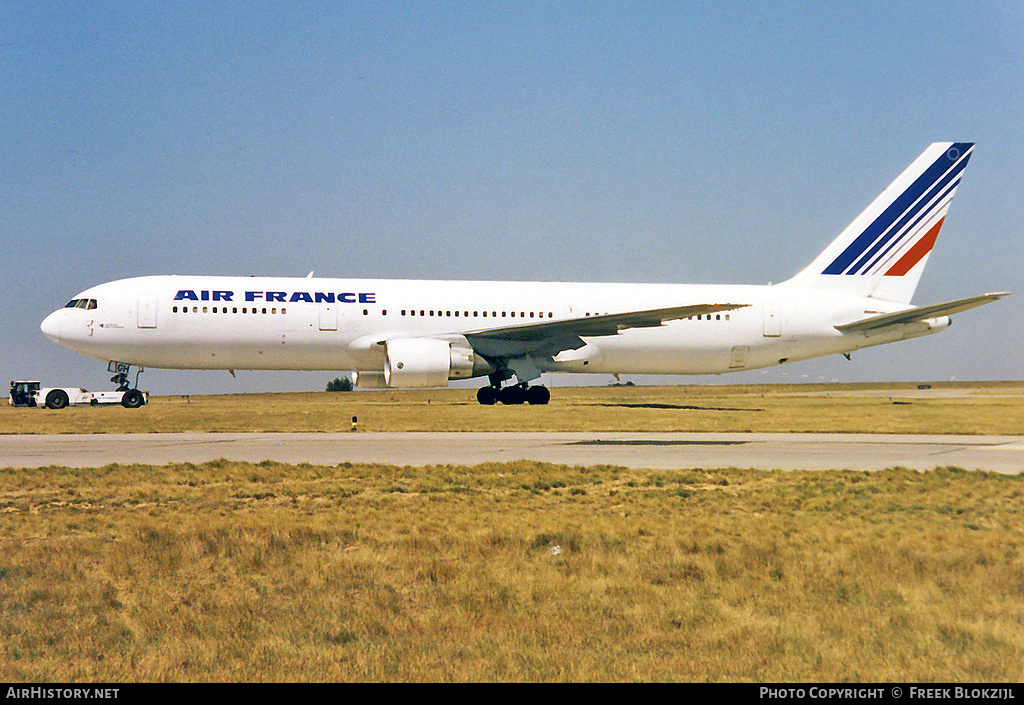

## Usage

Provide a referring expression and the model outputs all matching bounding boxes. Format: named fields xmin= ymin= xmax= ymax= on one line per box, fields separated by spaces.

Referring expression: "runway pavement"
xmin=3 ymin=432 xmax=1024 ymax=472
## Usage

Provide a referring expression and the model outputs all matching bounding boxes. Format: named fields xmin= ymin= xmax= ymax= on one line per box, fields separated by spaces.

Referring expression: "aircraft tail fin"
xmin=783 ymin=142 xmax=974 ymax=304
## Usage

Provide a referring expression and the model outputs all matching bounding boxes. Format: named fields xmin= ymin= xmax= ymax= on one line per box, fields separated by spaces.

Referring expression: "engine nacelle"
xmin=382 ymin=338 xmax=479 ymax=388
xmin=351 ymin=370 xmax=388 ymax=388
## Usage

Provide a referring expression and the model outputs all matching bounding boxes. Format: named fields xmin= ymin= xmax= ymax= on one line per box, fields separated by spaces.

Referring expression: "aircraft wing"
xmin=464 ymin=302 xmax=749 ymax=359
xmin=835 ymin=292 xmax=1010 ymax=334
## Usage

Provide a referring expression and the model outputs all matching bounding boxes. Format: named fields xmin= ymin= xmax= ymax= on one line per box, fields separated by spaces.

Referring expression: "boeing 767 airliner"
xmin=41 ymin=142 xmax=1008 ymax=405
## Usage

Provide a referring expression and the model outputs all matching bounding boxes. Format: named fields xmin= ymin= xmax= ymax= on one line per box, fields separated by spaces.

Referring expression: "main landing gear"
xmin=476 ymin=373 xmax=551 ymax=406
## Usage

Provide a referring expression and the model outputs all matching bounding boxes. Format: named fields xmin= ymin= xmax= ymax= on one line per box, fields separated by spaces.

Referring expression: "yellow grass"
xmin=5 ymin=381 xmax=1024 ymax=435
xmin=2 ymin=459 xmax=1023 ymax=682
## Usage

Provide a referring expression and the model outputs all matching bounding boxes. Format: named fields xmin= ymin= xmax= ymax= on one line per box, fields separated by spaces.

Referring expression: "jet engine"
xmin=380 ymin=337 xmax=482 ymax=388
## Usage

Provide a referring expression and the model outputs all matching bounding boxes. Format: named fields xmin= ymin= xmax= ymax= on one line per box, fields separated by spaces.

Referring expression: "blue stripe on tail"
xmin=822 ymin=143 xmax=973 ymax=275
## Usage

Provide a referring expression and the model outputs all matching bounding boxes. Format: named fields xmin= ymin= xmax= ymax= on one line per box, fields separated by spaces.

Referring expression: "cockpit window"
xmin=65 ymin=298 xmax=98 ymax=310
xmin=86 ymin=299 xmax=97 ymax=310
xmin=65 ymin=299 xmax=80 ymax=308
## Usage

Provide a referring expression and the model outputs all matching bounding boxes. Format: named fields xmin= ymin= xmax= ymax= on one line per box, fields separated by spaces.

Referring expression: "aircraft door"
xmin=319 ymin=301 xmax=337 ymax=331
xmin=762 ymin=304 xmax=781 ymax=337
xmin=138 ymin=295 xmax=157 ymax=329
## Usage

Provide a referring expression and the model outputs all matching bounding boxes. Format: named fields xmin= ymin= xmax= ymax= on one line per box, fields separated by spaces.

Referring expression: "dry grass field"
xmin=5 ymin=381 xmax=1024 ymax=435
xmin=3 ymin=382 xmax=1023 ymax=682
xmin=2 ymin=458 xmax=1023 ymax=682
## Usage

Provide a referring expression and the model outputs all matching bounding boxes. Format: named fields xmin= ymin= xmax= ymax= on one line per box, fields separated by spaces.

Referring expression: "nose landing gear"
xmin=109 ymin=362 xmax=144 ymax=392
xmin=107 ymin=362 xmax=146 ymax=408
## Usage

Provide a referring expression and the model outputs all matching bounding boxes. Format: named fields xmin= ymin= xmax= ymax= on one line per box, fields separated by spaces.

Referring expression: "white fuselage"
xmin=40 ymin=274 xmax=944 ymax=381
xmin=40 ymin=144 xmax=1001 ymax=395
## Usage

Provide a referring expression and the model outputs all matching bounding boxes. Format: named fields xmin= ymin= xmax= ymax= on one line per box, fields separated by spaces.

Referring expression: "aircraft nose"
xmin=40 ymin=310 xmax=62 ymax=343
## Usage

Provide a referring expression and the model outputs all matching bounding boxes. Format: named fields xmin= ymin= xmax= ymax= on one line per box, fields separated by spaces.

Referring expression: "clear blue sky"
xmin=3 ymin=1 xmax=1022 ymax=394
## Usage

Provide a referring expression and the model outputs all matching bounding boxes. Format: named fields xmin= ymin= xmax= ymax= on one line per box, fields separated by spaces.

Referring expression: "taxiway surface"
xmin=3 ymin=432 xmax=1024 ymax=472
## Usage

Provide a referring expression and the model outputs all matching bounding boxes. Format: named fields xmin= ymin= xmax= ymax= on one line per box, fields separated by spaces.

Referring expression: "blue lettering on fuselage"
xmin=177 ymin=290 xmax=376 ymax=304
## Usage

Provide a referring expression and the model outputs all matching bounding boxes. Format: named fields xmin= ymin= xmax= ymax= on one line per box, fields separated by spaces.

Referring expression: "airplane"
xmin=40 ymin=142 xmax=1008 ymax=406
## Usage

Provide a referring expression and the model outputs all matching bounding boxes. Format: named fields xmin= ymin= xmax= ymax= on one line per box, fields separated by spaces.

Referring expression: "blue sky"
xmin=3 ymin=1 xmax=1023 ymax=394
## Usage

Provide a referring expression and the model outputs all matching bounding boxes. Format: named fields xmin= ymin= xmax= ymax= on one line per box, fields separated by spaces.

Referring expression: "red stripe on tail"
xmin=884 ymin=217 xmax=944 ymax=276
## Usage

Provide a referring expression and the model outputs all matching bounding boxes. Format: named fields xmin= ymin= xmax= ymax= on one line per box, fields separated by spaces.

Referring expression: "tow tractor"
xmin=9 ymin=363 xmax=147 ymax=410
xmin=9 ymin=381 xmax=41 ymax=407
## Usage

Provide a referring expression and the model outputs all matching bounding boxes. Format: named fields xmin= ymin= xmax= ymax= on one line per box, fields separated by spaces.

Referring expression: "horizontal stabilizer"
xmin=836 ymin=292 xmax=1010 ymax=334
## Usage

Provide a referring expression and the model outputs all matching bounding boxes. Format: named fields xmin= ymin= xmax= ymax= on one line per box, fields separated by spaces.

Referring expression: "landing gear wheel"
xmin=499 ymin=385 xmax=528 ymax=405
xmin=121 ymin=389 xmax=145 ymax=409
xmin=476 ymin=386 xmax=499 ymax=406
xmin=526 ymin=385 xmax=551 ymax=405
xmin=45 ymin=389 xmax=69 ymax=410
